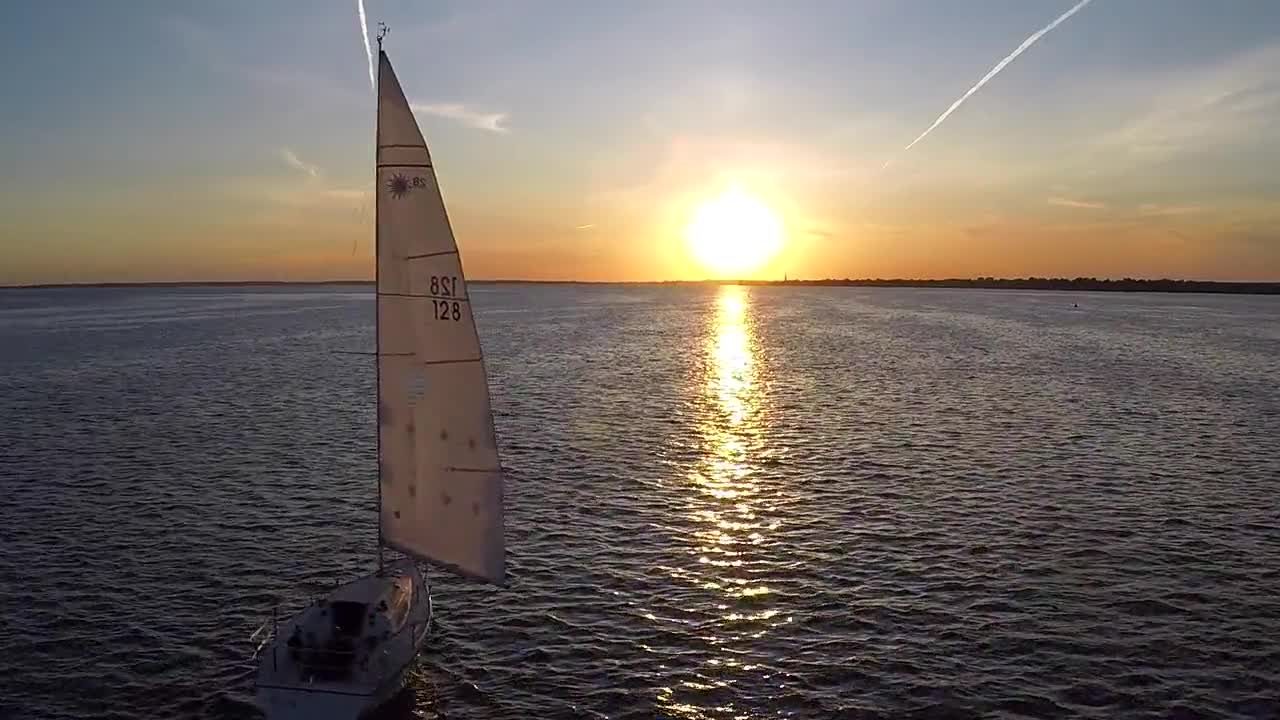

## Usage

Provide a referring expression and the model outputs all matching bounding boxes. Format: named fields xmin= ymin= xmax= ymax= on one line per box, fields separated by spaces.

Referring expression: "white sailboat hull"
xmin=254 ymin=559 xmax=432 ymax=720
xmin=255 ymin=678 xmax=405 ymax=720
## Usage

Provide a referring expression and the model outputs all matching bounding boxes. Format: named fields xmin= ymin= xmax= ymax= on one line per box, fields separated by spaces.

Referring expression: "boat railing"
xmin=252 ymin=602 xmax=429 ymax=684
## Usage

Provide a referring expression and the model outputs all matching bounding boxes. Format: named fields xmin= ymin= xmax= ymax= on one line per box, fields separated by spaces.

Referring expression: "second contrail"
xmin=895 ymin=0 xmax=1095 ymax=159
xmin=357 ymin=0 xmax=375 ymax=91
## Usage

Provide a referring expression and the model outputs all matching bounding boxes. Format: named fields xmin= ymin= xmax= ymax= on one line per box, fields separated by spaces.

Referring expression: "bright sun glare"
xmin=684 ymin=187 xmax=784 ymax=277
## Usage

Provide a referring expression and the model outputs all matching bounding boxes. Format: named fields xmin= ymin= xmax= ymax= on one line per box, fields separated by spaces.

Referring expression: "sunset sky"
xmin=2 ymin=0 xmax=1278 ymax=284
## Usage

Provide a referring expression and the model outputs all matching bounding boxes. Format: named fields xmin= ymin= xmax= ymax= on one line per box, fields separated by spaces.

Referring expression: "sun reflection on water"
xmin=655 ymin=285 xmax=785 ymax=719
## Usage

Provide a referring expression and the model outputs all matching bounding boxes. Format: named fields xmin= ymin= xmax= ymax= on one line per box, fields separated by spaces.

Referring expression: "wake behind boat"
xmin=253 ymin=26 xmax=506 ymax=719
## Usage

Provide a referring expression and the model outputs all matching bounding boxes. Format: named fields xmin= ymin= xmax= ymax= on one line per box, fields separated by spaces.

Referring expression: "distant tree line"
xmin=714 ymin=277 xmax=1280 ymax=295
xmin=9 ymin=277 xmax=1279 ymax=295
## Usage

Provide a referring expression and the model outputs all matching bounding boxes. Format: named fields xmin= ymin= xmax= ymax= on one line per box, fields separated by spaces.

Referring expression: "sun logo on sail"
xmin=387 ymin=174 xmax=428 ymax=198
xmin=387 ymin=174 xmax=411 ymax=198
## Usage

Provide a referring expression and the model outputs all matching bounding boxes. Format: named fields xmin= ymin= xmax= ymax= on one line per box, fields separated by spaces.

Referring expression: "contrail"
xmin=356 ymin=0 xmax=375 ymax=91
xmin=893 ymin=0 xmax=1094 ymax=161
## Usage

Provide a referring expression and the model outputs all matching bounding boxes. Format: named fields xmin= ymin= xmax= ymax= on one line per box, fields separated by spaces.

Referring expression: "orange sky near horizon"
xmin=6 ymin=176 xmax=1276 ymax=285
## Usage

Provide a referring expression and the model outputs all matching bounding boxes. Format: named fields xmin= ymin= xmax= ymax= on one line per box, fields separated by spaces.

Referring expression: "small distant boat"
xmin=253 ymin=25 xmax=506 ymax=719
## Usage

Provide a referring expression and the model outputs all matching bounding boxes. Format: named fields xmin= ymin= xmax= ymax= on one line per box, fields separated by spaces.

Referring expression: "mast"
xmin=374 ymin=22 xmax=388 ymax=576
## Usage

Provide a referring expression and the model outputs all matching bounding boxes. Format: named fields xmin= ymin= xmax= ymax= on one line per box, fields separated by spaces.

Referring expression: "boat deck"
xmin=254 ymin=559 xmax=431 ymax=700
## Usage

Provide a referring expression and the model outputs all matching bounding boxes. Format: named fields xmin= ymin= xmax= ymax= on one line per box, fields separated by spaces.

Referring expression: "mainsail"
xmin=375 ymin=49 xmax=504 ymax=585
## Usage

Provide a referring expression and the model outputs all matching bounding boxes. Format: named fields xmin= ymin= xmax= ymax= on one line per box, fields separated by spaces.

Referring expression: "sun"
xmin=684 ymin=186 xmax=784 ymax=278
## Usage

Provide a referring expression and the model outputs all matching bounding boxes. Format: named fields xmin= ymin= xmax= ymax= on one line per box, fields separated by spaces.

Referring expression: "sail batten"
xmin=405 ymin=250 xmax=459 ymax=260
xmin=375 ymin=49 xmax=505 ymax=586
xmin=377 ymin=292 xmax=473 ymax=300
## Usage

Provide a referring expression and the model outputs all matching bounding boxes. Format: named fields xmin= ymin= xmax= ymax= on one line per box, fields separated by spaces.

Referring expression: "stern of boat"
xmin=252 ymin=560 xmax=432 ymax=718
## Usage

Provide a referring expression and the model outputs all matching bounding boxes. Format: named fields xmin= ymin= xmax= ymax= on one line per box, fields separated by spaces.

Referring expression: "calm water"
xmin=2 ymin=284 xmax=1279 ymax=720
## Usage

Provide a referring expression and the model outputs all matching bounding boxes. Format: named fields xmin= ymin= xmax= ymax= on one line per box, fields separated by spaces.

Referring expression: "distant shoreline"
xmin=3 ymin=278 xmax=1278 ymax=295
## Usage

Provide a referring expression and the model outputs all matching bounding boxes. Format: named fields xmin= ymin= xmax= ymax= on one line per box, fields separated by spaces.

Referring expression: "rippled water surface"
xmin=3 ymin=284 xmax=1279 ymax=719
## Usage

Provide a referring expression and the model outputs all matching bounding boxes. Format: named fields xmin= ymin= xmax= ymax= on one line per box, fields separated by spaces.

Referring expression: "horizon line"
xmin=4 ymin=276 xmax=1279 ymax=293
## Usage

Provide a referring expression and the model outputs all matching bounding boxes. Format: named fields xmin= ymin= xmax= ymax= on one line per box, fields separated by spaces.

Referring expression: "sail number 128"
xmin=430 ymin=275 xmax=461 ymax=321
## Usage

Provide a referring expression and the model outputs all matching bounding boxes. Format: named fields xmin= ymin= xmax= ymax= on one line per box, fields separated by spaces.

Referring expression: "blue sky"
xmin=2 ymin=0 xmax=1278 ymax=283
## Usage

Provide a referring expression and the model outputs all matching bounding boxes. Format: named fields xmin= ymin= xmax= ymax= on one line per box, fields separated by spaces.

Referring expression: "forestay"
xmin=375 ymin=50 xmax=504 ymax=584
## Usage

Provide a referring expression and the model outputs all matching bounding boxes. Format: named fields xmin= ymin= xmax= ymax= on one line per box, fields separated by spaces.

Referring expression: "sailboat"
xmin=253 ymin=27 xmax=506 ymax=719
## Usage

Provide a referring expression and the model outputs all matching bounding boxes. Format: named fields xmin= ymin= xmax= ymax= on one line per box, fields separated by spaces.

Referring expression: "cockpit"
xmin=286 ymin=600 xmax=370 ymax=681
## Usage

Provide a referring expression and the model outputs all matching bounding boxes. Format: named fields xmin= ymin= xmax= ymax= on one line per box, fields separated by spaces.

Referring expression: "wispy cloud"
xmin=411 ymin=103 xmax=510 ymax=133
xmin=1097 ymin=43 xmax=1280 ymax=160
xmin=1044 ymin=197 xmax=1204 ymax=216
xmin=217 ymin=178 xmax=373 ymax=232
xmin=1048 ymin=196 xmax=1106 ymax=209
xmin=888 ymin=0 xmax=1094 ymax=166
xmin=575 ymin=223 xmax=595 ymax=230
xmin=279 ymin=148 xmax=320 ymax=177
xmin=1138 ymin=203 xmax=1203 ymax=217
xmin=356 ymin=0 xmax=375 ymax=91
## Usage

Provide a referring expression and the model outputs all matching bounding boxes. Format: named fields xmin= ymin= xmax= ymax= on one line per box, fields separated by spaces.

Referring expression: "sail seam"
xmin=378 ymin=163 xmax=433 ymax=168
xmin=379 ymin=143 xmax=427 ymax=149
xmin=405 ymin=250 xmax=459 ymax=260
xmin=445 ymin=466 xmax=501 ymax=473
xmin=378 ymin=292 xmax=471 ymax=301
xmin=419 ymin=357 xmax=482 ymax=366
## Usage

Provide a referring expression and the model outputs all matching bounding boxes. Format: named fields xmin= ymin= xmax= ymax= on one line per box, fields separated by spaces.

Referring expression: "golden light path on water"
xmin=656 ymin=285 xmax=788 ymax=719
